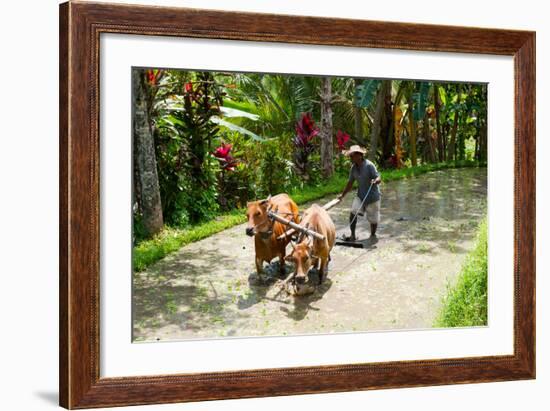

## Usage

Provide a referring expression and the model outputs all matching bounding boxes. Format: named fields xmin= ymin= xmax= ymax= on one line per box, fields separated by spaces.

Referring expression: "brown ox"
xmin=286 ymin=204 xmax=336 ymax=285
xmin=246 ymin=194 xmax=300 ymax=278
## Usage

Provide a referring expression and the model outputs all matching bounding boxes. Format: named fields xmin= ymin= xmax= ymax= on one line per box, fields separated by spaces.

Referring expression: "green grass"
xmin=133 ymin=209 xmax=245 ymax=272
xmin=434 ymin=218 xmax=488 ymax=328
xmin=134 ymin=160 xmax=484 ymax=272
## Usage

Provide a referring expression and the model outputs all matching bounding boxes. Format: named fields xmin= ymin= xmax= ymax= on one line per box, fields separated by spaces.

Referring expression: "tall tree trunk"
xmin=407 ymin=92 xmax=418 ymax=166
xmin=433 ymin=83 xmax=444 ymax=162
xmin=421 ymin=143 xmax=427 ymax=164
xmin=442 ymin=125 xmax=448 ymax=162
xmin=381 ymin=81 xmax=393 ymax=163
xmin=393 ymin=107 xmax=404 ymax=168
xmin=133 ymin=69 xmax=164 ymax=236
xmin=353 ymin=78 xmax=365 ymax=145
xmin=480 ymin=85 xmax=488 ymax=162
xmin=474 ymin=130 xmax=480 ymax=161
xmin=448 ymin=84 xmax=461 ymax=161
xmin=353 ymin=78 xmax=366 ymax=146
xmin=319 ymin=77 xmax=334 ymax=178
xmin=480 ymin=120 xmax=487 ymax=162
xmin=368 ymin=80 xmax=390 ymax=163
xmin=423 ymin=114 xmax=436 ymax=163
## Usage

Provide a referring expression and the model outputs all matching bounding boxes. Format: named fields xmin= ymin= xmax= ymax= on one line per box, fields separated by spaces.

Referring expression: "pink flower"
xmin=213 ymin=143 xmax=238 ymax=171
xmin=214 ymin=143 xmax=232 ymax=158
xmin=336 ymin=130 xmax=350 ymax=151
xmin=294 ymin=113 xmax=319 ymax=148
xmin=145 ymin=69 xmax=163 ymax=85
xmin=146 ymin=70 xmax=156 ymax=85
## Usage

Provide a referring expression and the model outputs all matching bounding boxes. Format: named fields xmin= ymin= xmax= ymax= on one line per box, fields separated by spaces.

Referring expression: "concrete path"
xmin=133 ymin=168 xmax=487 ymax=342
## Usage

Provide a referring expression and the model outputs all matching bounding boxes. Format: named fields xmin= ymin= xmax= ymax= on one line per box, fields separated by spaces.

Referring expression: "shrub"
xmin=258 ymin=139 xmax=295 ymax=196
xmin=214 ymin=142 xmax=256 ymax=210
xmin=151 ymin=71 xmax=224 ymax=226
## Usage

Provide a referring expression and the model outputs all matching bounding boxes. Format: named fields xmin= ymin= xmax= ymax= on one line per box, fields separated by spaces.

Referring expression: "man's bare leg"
xmin=347 ymin=213 xmax=357 ymax=241
xmin=370 ymin=223 xmax=377 ymax=237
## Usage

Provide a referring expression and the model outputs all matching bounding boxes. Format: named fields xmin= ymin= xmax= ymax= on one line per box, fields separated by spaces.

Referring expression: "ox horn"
xmin=259 ymin=195 xmax=271 ymax=206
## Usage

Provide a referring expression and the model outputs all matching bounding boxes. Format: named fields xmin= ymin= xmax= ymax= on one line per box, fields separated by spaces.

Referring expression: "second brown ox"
xmin=286 ymin=204 xmax=336 ymax=286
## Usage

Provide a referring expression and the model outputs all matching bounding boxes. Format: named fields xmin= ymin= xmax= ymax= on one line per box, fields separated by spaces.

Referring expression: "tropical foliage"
xmin=133 ymin=68 xmax=488 ymax=244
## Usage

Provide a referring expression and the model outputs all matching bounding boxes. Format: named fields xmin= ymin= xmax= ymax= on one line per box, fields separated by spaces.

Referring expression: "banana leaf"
xmin=413 ymin=82 xmax=431 ymax=121
xmin=210 ymin=116 xmax=266 ymax=141
xmin=355 ymin=79 xmax=381 ymax=108
xmin=219 ymin=106 xmax=260 ymax=120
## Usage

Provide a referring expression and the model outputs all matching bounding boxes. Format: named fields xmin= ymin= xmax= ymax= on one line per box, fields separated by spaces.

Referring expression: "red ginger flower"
xmin=213 ymin=143 xmax=238 ymax=171
xmin=336 ymin=130 xmax=350 ymax=151
xmin=294 ymin=112 xmax=319 ymax=148
xmin=214 ymin=143 xmax=232 ymax=159
xmin=145 ymin=69 xmax=163 ymax=85
xmin=146 ymin=70 xmax=156 ymax=85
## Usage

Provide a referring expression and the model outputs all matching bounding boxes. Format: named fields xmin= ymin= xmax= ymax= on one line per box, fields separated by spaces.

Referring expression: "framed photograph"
xmin=59 ymin=1 xmax=535 ymax=408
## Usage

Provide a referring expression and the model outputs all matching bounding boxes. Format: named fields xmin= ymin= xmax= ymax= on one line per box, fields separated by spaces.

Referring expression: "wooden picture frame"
xmin=59 ymin=1 xmax=535 ymax=408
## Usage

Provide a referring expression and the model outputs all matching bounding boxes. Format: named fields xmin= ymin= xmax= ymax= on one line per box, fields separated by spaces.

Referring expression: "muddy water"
xmin=133 ymin=167 xmax=487 ymax=342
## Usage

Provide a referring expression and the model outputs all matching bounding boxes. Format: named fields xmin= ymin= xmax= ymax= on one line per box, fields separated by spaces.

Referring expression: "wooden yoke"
xmin=267 ymin=210 xmax=325 ymax=241
xmin=275 ymin=197 xmax=341 ymax=241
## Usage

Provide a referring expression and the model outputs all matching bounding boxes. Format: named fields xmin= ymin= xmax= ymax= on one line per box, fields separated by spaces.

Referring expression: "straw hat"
xmin=343 ymin=145 xmax=367 ymax=156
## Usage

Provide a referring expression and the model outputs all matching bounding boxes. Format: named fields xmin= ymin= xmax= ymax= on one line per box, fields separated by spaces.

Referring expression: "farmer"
xmin=337 ymin=145 xmax=381 ymax=241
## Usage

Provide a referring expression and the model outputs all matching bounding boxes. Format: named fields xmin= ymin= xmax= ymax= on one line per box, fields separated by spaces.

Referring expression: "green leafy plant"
xmin=152 ymin=71 xmax=225 ymax=225
xmin=213 ymin=142 xmax=256 ymax=210
xmin=259 ymin=139 xmax=295 ymax=196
